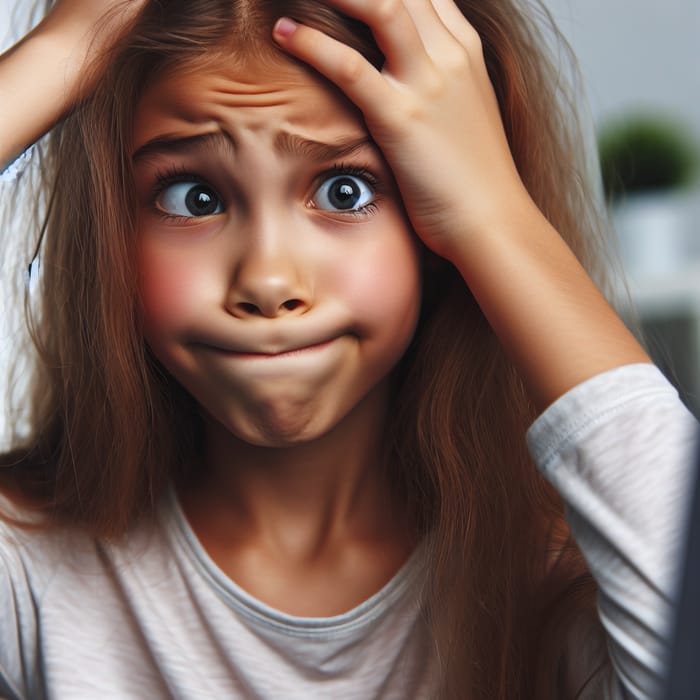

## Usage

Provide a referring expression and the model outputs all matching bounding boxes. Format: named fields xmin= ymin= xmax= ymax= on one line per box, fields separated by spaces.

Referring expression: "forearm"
xmin=0 ymin=30 xmax=86 ymax=168
xmin=270 ymin=2 xmax=651 ymax=411
xmin=0 ymin=1 xmax=146 ymax=170
xmin=453 ymin=201 xmax=651 ymax=412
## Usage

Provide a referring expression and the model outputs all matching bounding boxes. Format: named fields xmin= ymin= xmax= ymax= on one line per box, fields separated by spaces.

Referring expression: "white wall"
xmin=1 ymin=2 xmax=38 ymax=446
xmin=543 ymin=0 xmax=700 ymax=137
xmin=1 ymin=2 xmax=31 ymax=52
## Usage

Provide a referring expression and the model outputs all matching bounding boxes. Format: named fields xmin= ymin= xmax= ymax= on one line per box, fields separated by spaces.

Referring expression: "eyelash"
xmin=317 ymin=163 xmax=381 ymax=217
xmin=148 ymin=162 xmax=382 ymax=223
xmin=150 ymin=166 xmax=213 ymax=224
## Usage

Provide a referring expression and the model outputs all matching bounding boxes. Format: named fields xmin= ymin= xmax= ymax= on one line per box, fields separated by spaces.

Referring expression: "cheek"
xmin=336 ymin=222 xmax=422 ymax=344
xmin=137 ymin=242 xmax=217 ymax=334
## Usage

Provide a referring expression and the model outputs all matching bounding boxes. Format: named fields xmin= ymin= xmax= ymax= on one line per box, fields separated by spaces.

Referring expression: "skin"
xmin=1 ymin=0 xmax=653 ymax=616
xmin=272 ymin=0 xmax=651 ymax=411
xmin=0 ymin=0 xmax=146 ymax=165
xmin=133 ymin=58 xmax=420 ymax=615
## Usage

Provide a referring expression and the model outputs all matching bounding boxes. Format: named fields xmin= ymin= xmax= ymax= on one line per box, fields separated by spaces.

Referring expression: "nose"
xmin=226 ymin=226 xmax=312 ymax=319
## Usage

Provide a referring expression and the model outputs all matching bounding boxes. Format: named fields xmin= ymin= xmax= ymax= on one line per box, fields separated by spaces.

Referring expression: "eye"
xmin=312 ymin=174 xmax=375 ymax=212
xmin=156 ymin=181 xmax=224 ymax=218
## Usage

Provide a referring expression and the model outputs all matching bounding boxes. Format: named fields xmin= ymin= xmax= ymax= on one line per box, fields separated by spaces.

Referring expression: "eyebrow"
xmin=132 ymin=131 xmax=374 ymax=164
xmin=132 ymin=132 xmax=235 ymax=163
xmin=274 ymin=132 xmax=373 ymax=162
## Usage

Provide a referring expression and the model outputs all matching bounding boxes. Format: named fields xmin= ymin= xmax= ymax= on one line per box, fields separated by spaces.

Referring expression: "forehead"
xmin=132 ymin=54 xmax=368 ymax=152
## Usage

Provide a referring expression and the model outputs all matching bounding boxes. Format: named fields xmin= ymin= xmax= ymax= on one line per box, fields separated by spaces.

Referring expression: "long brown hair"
xmin=2 ymin=1 xmax=614 ymax=697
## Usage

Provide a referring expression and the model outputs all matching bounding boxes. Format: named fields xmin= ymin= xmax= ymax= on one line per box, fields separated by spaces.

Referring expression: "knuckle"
xmin=372 ymin=0 xmax=401 ymax=25
xmin=442 ymin=45 xmax=471 ymax=74
xmin=422 ymin=72 xmax=449 ymax=103
xmin=462 ymin=26 xmax=484 ymax=55
xmin=337 ymin=51 xmax=366 ymax=84
xmin=400 ymin=91 xmax=430 ymax=124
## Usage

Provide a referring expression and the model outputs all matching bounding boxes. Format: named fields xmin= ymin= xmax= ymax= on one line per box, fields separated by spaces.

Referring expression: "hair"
xmin=1 ymin=1 xmax=618 ymax=697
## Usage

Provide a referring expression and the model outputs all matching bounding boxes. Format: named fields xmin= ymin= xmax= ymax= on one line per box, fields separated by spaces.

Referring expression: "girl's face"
xmin=132 ymin=54 xmax=421 ymax=447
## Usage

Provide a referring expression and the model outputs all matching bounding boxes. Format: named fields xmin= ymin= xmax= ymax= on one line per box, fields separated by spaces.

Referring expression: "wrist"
xmin=447 ymin=197 xmax=649 ymax=411
xmin=446 ymin=191 xmax=543 ymax=272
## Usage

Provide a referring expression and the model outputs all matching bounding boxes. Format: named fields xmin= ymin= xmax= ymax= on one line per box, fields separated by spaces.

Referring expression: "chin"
xmin=216 ymin=401 xmax=342 ymax=448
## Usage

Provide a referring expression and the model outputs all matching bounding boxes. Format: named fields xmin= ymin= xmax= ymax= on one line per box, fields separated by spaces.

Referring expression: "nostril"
xmin=238 ymin=302 xmax=260 ymax=315
xmin=282 ymin=299 xmax=303 ymax=312
xmin=231 ymin=298 xmax=307 ymax=318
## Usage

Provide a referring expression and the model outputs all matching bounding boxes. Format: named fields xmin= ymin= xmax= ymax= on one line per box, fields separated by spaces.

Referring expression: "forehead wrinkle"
xmin=133 ymin=128 xmax=375 ymax=166
xmin=274 ymin=132 xmax=375 ymax=163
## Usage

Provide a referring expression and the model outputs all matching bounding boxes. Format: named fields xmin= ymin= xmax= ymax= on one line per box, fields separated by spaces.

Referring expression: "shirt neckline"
xmin=164 ymin=484 xmax=425 ymax=639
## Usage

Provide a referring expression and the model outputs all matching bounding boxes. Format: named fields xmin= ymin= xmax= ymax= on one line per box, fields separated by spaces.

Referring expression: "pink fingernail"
xmin=274 ymin=17 xmax=297 ymax=38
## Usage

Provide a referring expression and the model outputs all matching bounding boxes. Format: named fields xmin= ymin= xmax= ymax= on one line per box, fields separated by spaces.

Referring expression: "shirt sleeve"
xmin=0 ymin=146 xmax=35 ymax=184
xmin=526 ymin=363 xmax=699 ymax=700
xmin=0 ymin=516 xmax=43 ymax=700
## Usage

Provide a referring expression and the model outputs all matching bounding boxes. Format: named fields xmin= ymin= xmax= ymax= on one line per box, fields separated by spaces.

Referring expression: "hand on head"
xmin=34 ymin=0 xmax=148 ymax=93
xmin=0 ymin=0 xmax=147 ymax=166
xmin=272 ymin=0 xmax=535 ymax=263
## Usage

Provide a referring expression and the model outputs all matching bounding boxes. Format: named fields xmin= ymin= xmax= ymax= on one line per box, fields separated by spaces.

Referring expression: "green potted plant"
xmin=598 ymin=113 xmax=699 ymax=277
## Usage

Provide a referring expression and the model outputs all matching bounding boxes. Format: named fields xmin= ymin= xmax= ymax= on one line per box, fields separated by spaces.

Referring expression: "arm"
xmin=271 ymin=0 xmax=650 ymax=412
xmin=271 ymin=4 xmax=693 ymax=697
xmin=0 ymin=0 xmax=146 ymax=170
xmin=528 ymin=364 xmax=698 ymax=698
xmin=0 ymin=525 xmax=40 ymax=700
xmin=450 ymin=203 xmax=650 ymax=411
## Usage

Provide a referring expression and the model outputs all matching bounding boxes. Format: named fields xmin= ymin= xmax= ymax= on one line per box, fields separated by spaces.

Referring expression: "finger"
xmin=272 ymin=18 xmax=392 ymax=123
xmin=429 ymin=0 xmax=483 ymax=53
xmin=298 ymin=0 xmax=430 ymax=80
xmin=402 ymin=0 xmax=462 ymax=59
xmin=428 ymin=0 xmax=498 ymax=115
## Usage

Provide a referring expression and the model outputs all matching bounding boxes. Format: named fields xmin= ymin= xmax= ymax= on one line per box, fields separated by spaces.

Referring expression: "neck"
xmin=178 ymin=380 xmax=411 ymax=563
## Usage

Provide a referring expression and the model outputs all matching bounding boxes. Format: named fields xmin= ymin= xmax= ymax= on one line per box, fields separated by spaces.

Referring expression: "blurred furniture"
xmin=625 ymin=261 xmax=700 ymax=418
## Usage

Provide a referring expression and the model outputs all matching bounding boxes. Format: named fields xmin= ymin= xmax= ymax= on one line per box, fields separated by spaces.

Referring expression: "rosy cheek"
xmin=337 ymin=228 xmax=421 ymax=339
xmin=137 ymin=244 xmax=211 ymax=331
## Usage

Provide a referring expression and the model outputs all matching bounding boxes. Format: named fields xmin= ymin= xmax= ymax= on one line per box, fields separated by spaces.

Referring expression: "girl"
xmin=0 ymin=1 xmax=696 ymax=698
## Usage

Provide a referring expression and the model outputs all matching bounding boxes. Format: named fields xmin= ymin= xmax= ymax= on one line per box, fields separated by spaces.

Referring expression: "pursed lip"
xmin=207 ymin=337 xmax=339 ymax=359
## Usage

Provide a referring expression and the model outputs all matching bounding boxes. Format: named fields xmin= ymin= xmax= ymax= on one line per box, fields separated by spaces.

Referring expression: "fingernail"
xmin=273 ymin=17 xmax=297 ymax=38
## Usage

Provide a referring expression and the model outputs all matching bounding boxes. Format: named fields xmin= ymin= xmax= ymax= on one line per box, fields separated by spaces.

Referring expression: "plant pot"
xmin=612 ymin=190 xmax=694 ymax=278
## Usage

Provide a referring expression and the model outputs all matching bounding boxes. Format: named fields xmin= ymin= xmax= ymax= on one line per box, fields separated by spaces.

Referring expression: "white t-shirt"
xmin=0 ymin=363 xmax=697 ymax=699
xmin=0 ymin=146 xmax=35 ymax=184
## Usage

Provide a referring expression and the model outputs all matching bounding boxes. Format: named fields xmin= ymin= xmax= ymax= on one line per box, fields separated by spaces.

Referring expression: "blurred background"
xmin=1 ymin=0 xmax=700 ymax=448
xmin=544 ymin=0 xmax=700 ymax=416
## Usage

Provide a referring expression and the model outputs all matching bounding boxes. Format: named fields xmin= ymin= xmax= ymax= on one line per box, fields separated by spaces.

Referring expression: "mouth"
xmin=212 ymin=338 xmax=337 ymax=359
